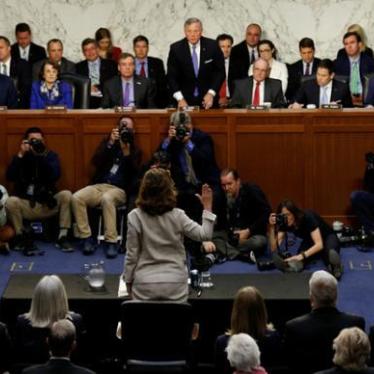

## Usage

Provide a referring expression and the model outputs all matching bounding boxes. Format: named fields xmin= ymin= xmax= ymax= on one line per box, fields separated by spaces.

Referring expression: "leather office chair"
xmin=120 ymin=301 xmax=194 ymax=373
xmin=60 ymin=73 xmax=90 ymax=109
xmin=363 ymin=73 xmax=374 ymax=104
xmin=300 ymin=74 xmax=316 ymax=84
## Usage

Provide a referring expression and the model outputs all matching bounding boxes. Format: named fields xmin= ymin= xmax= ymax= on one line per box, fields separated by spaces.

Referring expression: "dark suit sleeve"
xmin=145 ymin=80 xmax=157 ymax=108
xmin=271 ymin=80 xmax=286 ymax=108
xmin=228 ymin=79 xmax=245 ymax=108
xmin=167 ymin=45 xmax=182 ymax=96
xmin=101 ymin=80 xmax=112 ymax=108
xmin=7 ymin=79 xmax=18 ymax=109
xmin=294 ymin=83 xmax=307 ymax=105
xmin=209 ymin=43 xmax=225 ymax=94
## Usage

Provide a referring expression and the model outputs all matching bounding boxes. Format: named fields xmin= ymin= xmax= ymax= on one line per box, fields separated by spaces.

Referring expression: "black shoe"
xmin=237 ymin=251 xmax=256 ymax=264
xmin=11 ymin=234 xmax=26 ymax=251
xmin=83 ymin=237 xmax=96 ymax=255
xmin=56 ymin=236 xmax=74 ymax=252
xmin=328 ymin=249 xmax=343 ymax=280
xmin=105 ymin=242 xmax=118 ymax=259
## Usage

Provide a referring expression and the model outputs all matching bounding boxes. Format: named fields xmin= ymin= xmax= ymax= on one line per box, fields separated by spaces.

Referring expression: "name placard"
xmin=45 ymin=105 xmax=67 ymax=111
xmin=114 ymin=106 xmax=136 ymax=113
xmin=320 ymin=104 xmax=342 ymax=110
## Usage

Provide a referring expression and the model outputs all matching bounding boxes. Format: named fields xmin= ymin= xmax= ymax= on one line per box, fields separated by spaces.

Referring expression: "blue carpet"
xmin=1 ymin=242 xmax=374 ymax=330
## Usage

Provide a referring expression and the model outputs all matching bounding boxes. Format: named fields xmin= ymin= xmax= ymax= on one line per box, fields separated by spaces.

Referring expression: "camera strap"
xmin=226 ymin=190 xmax=242 ymax=229
xmin=109 ymin=157 xmax=120 ymax=175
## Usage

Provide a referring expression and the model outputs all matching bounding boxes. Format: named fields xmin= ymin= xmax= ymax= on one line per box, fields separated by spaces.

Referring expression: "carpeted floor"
xmin=0 ymin=241 xmax=373 ymax=330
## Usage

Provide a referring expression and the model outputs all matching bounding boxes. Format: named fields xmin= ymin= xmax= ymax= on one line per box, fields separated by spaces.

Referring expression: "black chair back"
xmin=60 ymin=72 xmax=90 ymax=109
xmin=364 ymin=73 xmax=374 ymax=104
xmin=121 ymin=300 xmax=194 ymax=368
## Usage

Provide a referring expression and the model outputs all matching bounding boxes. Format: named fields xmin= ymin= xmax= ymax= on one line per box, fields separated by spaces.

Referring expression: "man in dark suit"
xmin=76 ymin=38 xmax=117 ymax=108
xmin=286 ymin=37 xmax=321 ymax=103
xmin=228 ymin=23 xmax=262 ymax=94
xmin=216 ymin=33 xmax=234 ymax=108
xmin=102 ymin=53 xmax=156 ymax=108
xmin=22 ymin=319 xmax=95 ymax=374
xmin=229 ymin=58 xmax=285 ymax=108
xmin=0 ymin=74 xmax=18 ymax=108
xmin=291 ymin=59 xmax=353 ymax=108
xmin=0 ymin=35 xmax=32 ymax=108
xmin=32 ymin=39 xmax=76 ymax=80
xmin=133 ymin=35 xmax=168 ymax=108
xmin=284 ymin=270 xmax=365 ymax=374
xmin=167 ymin=17 xmax=225 ymax=109
xmin=11 ymin=23 xmax=46 ymax=65
xmin=334 ymin=31 xmax=374 ymax=105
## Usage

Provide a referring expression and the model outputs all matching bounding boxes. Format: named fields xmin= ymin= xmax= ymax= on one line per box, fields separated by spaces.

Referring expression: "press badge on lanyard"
xmin=110 ymin=161 xmax=119 ymax=175
xmin=26 ymin=184 xmax=35 ymax=196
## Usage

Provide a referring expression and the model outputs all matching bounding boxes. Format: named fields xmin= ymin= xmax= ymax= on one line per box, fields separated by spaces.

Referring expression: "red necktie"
xmin=219 ymin=79 xmax=227 ymax=99
xmin=139 ymin=62 xmax=146 ymax=77
xmin=252 ymin=81 xmax=260 ymax=106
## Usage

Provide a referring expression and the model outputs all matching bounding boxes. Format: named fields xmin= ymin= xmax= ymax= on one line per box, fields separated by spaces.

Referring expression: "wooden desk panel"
xmin=1 ymin=109 xmax=374 ymax=221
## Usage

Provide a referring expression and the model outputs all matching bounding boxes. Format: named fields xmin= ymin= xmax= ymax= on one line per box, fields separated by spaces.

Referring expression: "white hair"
xmin=226 ymin=333 xmax=261 ymax=371
xmin=26 ymin=275 xmax=69 ymax=328
xmin=333 ymin=327 xmax=371 ymax=371
xmin=309 ymin=270 xmax=337 ymax=307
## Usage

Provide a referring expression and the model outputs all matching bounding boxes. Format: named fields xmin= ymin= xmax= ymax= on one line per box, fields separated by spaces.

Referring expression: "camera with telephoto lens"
xmin=275 ymin=213 xmax=288 ymax=230
xmin=118 ymin=120 xmax=134 ymax=144
xmin=175 ymin=112 xmax=189 ymax=141
xmin=28 ymin=138 xmax=46 ymax=154
xmin=366 ymin=152 xmax=374 ymax=166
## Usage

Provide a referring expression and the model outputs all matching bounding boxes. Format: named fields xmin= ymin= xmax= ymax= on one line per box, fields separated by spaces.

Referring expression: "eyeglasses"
xmin=259 ymin=48 xmax=272 ymax=53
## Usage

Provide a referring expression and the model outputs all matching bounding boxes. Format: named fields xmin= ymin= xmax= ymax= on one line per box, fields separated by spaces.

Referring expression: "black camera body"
xmin=28 ymin=139 xmax=46 ymax=154
xmin=118 ymin=121 xmax=134 ymax=144
xmin=276 ymin=213 xmax=288 ymax=230
xmin=228 ymin=229 xmax=240 ymax=247
xmin=175 ymin=112 xmax=190 ymax=141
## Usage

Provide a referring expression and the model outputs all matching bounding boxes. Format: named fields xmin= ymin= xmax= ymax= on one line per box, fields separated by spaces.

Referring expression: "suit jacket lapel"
xmin=199 ymin=37 xmax=207 ymax=77
xmin=183 ymin=38 xmax=196 ymax=78
xmin=114 ymin=76 xmax=123 ymax=105
xmin=134 ymin=77 xmax=143 ymax=106
xmin=264 ymin=79 xmax=270 ymax=103
xmin=248 ymin=77 xmax=254 ymax=105
xmin=314 ymin=82 xmax=321 ymax=106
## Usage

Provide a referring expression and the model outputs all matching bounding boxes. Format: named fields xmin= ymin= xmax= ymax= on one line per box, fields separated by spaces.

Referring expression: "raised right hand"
xmin=18 ymin=140 xmax=30 ymax=158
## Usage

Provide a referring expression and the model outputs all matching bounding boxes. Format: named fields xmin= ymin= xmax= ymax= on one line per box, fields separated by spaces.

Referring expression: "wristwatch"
xmin=301 ymin=251 xmax=307 ymax=260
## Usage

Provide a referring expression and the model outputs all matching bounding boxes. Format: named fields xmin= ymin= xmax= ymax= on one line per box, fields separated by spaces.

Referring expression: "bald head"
xmin=252 ymin=58 xmax=269 ymax=83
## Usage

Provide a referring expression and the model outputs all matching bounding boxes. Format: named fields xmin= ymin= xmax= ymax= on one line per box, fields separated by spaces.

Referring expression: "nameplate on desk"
xmin=320 ymin=104 xmax=342 ymax=110
xmin=45 ymin=105 xmax=67 ymax=111
xmin=0 ymin=106 xmax=7 ymax=111
xmin=183 ymin=106 xmax=200 ymax=112
xmin=246 ymin=105 xmax=269 ymax=111
xmin=114 ymin=106 xmax=136 ymax=113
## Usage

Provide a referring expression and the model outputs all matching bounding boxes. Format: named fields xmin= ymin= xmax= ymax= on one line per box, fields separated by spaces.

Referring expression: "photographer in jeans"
xmin=72 ymin=116 xmax=140 ymax=259
xmin=351 ymin=152 xmax=374 ymax=241
xmin=6 ymin=127 xmax=72 ymax=255
xmin=268 ymin=199 xmax=343 ymax=279
xmin=202 ymin=168 xmax=271 ymax=264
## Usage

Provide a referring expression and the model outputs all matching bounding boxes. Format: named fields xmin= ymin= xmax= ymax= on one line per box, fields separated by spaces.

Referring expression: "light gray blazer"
xmin=124 ymin=208 xmax=216 ymax=285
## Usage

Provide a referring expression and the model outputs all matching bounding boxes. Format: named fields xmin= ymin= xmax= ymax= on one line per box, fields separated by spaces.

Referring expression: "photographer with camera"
xmin=202 ymin=168 xmax=271 ymax=264
xmin=268 ymin=199 xmax=343 ymax=279
xmin=72 ymin=116 xmax=140 ymax=259
xmin=160 ymin=111 xmax=221 ymax=265
xmin=350 ymin=152 xmax=374 ymax=242
xmin=6 ymin=127 xmax=73 ymax=255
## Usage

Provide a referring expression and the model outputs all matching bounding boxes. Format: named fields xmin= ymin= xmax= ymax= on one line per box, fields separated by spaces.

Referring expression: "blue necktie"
xmin=321 ymin=87 xmax=328 ymax=106
xmin=123 ymin=82 xmax=130 ymax=106
xmin=192 ymin=45 xmax=199 ymax=97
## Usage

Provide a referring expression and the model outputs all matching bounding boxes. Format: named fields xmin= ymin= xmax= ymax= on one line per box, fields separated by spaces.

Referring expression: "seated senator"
xmin=290 ymin=59 xmax=353 ymax=108
xmin=30 ymin=60 xmax=73 ymax=109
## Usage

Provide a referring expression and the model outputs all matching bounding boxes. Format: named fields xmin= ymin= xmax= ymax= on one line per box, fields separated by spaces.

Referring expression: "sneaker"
xmin=238 ymin=251 xmax=256 ymax=264
xmin=105 ymin=242 xmax=118 ymax=259
xmin=328 ymin=249 xmax=343 ymax=280
xmin=82 ymin=237 xmax=96 ymax=255
xmin=56 ymin=236 xmax=74 ymax=252
xmin=191 ymin=255 xmax=214 ymax=272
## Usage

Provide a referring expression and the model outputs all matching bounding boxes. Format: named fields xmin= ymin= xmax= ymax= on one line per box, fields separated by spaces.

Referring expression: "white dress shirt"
xmin=0 ymin=57 xmax=11 ymax=76
xmin=319 ymin=80 xmax=333 ymax=106
xmin=19 ymin=45 xmax=30 ymax=61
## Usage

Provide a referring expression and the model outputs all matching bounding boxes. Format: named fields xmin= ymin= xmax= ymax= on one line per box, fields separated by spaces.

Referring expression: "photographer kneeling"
xmin=72 ymin=116 xmax=140 ymax=259
xmin=6 ymin=127 xmax=73 ymax=255
xmin=268 ymin=199 xmax=343 ymax=279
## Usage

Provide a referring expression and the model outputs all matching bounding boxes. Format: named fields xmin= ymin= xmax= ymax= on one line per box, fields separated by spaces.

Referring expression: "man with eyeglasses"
xmin=229 ymin=58 xmax=285 ymax=108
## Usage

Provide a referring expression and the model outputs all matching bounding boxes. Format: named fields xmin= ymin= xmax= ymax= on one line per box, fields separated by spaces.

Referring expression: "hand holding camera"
xmin=109 ymin=128 xmax=120 ymax=145
xmin=18 ymin=140 xmax=31 ymax=158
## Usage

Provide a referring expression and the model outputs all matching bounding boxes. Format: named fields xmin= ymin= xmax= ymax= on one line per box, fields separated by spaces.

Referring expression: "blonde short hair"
xmin=333 ymin=327 xmax=371 ymax=371
xmin=26 ymin=275 xmax=69 ymax=328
